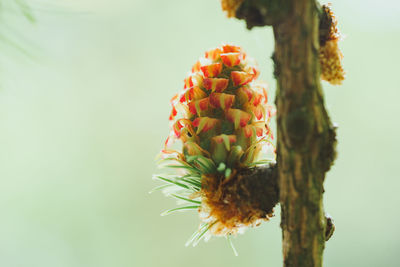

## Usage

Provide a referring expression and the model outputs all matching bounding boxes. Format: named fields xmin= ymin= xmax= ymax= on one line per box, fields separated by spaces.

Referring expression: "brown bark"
xmin=236 ymin=0 xmax=337 ymax=266
xmin=273 ymin=2 xmax=336 ymax=266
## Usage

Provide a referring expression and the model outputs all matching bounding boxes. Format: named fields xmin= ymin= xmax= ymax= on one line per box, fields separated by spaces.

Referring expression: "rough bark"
xmin=236 ymin=0 xmax=337 ymax=266
xmin=246 ymin=165 xmax=334 ymax=242
xmin=273 ymin=2 xmax=336 ymax=266
xmin=234 ymin=165 xmax=279 ymax=214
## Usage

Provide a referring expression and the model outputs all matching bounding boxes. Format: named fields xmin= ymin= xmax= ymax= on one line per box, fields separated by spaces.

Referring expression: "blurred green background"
xmin=0 ymin=0 xmax=399 ymax=266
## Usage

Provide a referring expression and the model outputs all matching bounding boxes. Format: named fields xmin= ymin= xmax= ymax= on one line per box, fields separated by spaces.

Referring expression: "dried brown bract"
xmin=221 ymin=0 xmax=244 ymax=18
xmin=319 ymin=4 xmax=345 ymax=85
xmin=200 ymin=166 xmax=278 ymax=236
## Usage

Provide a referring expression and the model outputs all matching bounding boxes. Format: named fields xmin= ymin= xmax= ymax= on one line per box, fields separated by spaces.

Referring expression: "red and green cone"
xmin=155 ymin=44 xmax=276 ymax=246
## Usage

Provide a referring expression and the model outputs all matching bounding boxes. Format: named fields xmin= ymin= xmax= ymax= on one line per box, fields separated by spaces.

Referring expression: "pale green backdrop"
xmin=0 ymin=0 xmax=399 ymax=266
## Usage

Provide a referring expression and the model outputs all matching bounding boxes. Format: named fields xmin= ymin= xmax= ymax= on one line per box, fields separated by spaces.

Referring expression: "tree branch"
xmin=233 ymin=0 xmax=337 ymax=266
xmin=247 ymin=165 xmax=335 ymax=243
